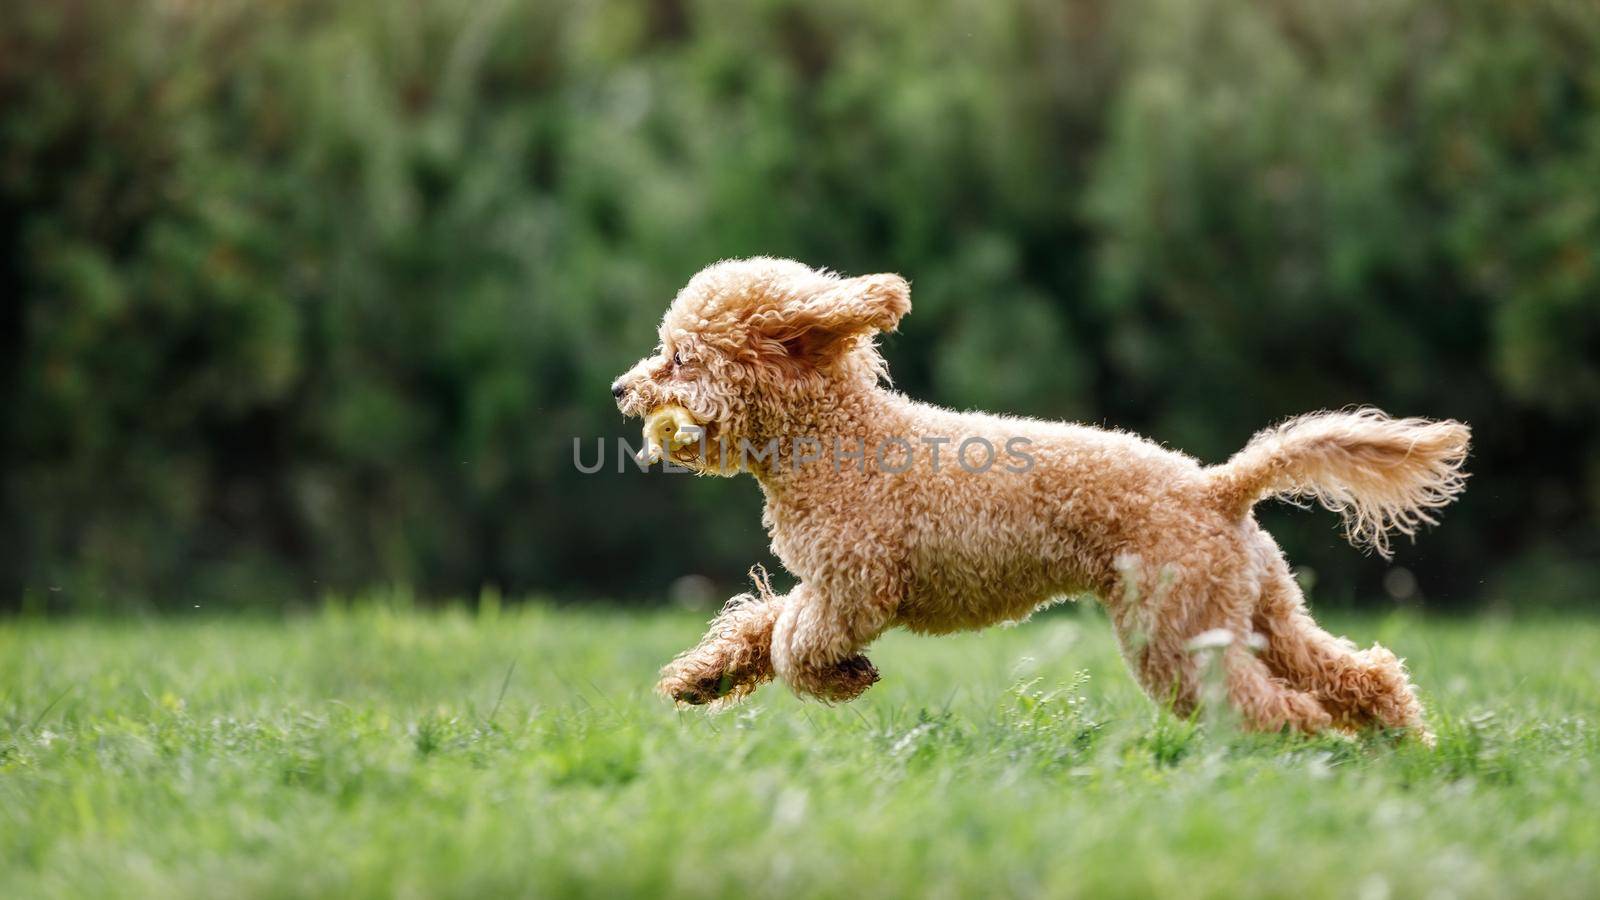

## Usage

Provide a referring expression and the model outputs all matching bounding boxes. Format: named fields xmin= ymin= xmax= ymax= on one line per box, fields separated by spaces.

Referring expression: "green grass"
xmin=2 ymin=601 xmax=1597 ymax=898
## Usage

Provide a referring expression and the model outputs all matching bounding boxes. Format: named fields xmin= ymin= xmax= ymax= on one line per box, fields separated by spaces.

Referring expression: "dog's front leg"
xmin=657 ymin=590 xmax=784 ymax=707
xmin=769 ymin=582 xmax=889 ymax=703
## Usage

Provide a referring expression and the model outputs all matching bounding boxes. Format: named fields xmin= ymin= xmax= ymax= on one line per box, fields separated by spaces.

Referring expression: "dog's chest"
xmin=760 ymin=483 xmax=904 ymax=581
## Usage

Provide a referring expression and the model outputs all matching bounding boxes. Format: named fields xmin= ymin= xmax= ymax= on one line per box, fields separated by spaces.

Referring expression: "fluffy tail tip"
xmin=1220 ymin=409 xmax=1471 ymax=558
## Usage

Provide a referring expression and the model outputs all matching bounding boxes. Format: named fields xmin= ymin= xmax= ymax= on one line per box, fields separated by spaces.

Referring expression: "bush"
xmin=1 ymin=0 xmax=1595 ymax=610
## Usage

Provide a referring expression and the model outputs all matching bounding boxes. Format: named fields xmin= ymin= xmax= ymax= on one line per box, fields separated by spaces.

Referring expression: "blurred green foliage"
xmin=1 ymin=0 xmax=1596 ymax=611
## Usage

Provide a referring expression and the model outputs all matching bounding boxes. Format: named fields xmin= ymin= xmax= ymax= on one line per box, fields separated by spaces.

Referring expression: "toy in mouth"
xmin=635 ymin=404 xmax=703 ymax=464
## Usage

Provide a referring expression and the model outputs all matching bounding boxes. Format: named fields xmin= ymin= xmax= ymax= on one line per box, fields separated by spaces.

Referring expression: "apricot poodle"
xmin=613 ymin=258 xmax=1469 ymax=740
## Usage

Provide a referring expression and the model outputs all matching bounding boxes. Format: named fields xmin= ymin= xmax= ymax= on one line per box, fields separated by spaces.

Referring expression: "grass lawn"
xmin=1 ymin=601 xmax=1597 ymax=898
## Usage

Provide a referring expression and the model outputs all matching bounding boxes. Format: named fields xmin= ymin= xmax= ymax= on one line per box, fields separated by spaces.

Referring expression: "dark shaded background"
xmin=2 ymin=0 xmax=1596 ymax=613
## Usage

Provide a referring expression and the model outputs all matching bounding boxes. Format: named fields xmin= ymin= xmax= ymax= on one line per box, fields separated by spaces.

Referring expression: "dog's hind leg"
xmin=1251 ymin=545 xmax=1429 ymax=740
xmin=1218 ymin=642 xmax=1335 ymax=734
xmin=1128 ymin=630 xmax=1334 ymax=735
xmin=1112 ymin=563 xmax=1332 ymax=735
xmin=769 ymin=581 xmax=892 ymax=703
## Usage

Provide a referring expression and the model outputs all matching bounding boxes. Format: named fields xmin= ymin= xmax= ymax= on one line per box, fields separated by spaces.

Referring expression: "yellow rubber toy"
xmin=636 ymin=405 xmax=702 ymax=463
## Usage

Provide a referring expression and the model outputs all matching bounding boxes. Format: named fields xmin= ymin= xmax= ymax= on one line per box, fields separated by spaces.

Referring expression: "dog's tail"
xmin=1208 ymin=408 xmax=1470 ymax=557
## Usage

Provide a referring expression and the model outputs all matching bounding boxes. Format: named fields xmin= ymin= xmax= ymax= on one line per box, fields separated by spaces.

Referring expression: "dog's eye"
xmin=672 ymin=352 xmax=684 ymax=368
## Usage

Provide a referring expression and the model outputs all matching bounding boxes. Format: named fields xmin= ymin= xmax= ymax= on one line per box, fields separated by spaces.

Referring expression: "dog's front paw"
xmin=658 ymin=667 xmax=736 ymax=706
xmin=657 ymin=654 xmax=769 ymax=708
xmin=810 ymin=654 xmax=881 ymax=703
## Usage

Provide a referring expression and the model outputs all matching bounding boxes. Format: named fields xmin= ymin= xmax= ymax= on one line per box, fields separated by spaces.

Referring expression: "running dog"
xmin=612 ymin=257 xmax=1469 ymax=739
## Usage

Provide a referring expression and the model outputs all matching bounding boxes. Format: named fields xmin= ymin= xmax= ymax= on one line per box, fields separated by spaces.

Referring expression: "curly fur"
xmin=616 ymin=258 xmax=1470 ymax=740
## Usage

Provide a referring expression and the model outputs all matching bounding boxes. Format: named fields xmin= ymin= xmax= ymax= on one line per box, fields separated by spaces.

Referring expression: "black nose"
xmin=611 ymin=380 xmax=626 ymax=399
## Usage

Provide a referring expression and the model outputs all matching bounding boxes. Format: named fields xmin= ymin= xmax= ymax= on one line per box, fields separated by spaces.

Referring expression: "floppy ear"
xmin=765 ymin=274 xmax=910 ymax=363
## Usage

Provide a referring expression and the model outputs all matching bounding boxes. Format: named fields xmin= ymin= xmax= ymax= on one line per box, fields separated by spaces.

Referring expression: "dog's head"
xmin=612 ymin=257 xmax=910 ymax=473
